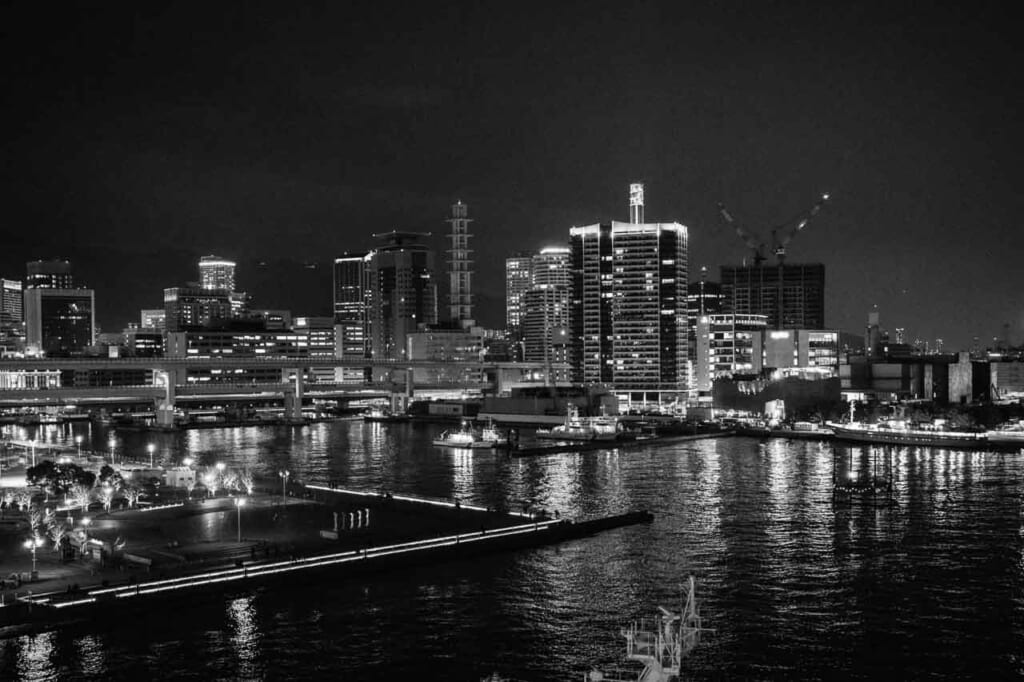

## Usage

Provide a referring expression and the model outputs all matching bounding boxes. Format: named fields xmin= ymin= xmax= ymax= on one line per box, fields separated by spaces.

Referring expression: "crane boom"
xmin=771 ymin=193 xmax=830 ymax=262
xmin=717 ymin=202 xmax=766 ymax=266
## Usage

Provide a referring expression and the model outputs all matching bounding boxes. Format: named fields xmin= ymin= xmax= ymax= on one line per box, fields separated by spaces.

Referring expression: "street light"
xmin=80 ymin=517 xmax=91 ymax=551
xmin=23 ymin=538 xmax=41 ymax=580
xmin=235 ymin=497 xmax=246 ymax=543
xmin=147 ymin=443 xmax=156 ymax=468
xmin=75 ymin=435 xmax=83 ymax=458
xmin=183 ymin=457 xmax=194 ymax=468
xmin=29 ymin=440 xmax=37 ymax=468
xmin=108 ymin=436 xmax=117 ymax=465
xmin=279 ymin=469 xmax=290 ymax=502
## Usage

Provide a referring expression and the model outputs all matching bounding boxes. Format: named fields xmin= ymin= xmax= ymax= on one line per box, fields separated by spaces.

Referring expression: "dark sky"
xmin=2 ymin=1 xmax=1021 ymax=349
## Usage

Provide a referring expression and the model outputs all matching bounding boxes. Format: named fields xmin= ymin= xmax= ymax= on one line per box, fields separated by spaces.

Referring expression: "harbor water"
xmin=1 ymin=420 xmax=1023 ymax=680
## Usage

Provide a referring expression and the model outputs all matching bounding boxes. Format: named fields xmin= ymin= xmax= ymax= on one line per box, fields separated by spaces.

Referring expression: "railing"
xmin=25 ymin=517 xmax=560 ymax=609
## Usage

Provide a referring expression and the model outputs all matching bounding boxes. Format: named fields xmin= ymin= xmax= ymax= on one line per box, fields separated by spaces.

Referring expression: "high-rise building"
xmin=686 ymin=271 xmax=723 ymax=383
xmin=333 ymin=253 xmax=369 ymax=382
xmin=693 ymin=313 xmax=768 ymax=392
xmin=1 ymin=279 xmax=24 ymax=342
xmin=163 ymin=286 xmax=234 ymax=332
xmin=24 ymin=288 xmax=96 ymax=356
xmin=25 ymin=259 xmax=74 ymax=289
xmin=514 ymin=246 xmax=572 ymax=379
xmin=294 ymin=316 xmax=336 ymax=383
xmin=198 ymin=256 xmax=236 ymax=292
xmin=365 ymin=232 xmax=437 ymax=361
xmin=569 ymin=184 xmax=689 ymax=396
xmin=504 ymin=253 xmax=532 ymax=340
xmin=23 ymin=260 xmax=95 ymax=356
xmin=719 ymin=263 xmax=825 ymax=330
xmin=445 ymin=201 xmax=474 ymax=327
xmin=140 ymin=309 xmax=166 ymax=331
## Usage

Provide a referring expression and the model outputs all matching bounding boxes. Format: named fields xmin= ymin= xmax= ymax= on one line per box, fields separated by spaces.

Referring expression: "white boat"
xmin=586 ymin=575 xmax=708 ymax=682
xmin=985 ymin=420 xmax=1024 ymax=446
xmin=433 ymin=419 xmax=508 ymax=449
xmin=536 ymin=404 xmax=623 ymax=442
xmin=362 ymin=406 xmax=409 ymax=423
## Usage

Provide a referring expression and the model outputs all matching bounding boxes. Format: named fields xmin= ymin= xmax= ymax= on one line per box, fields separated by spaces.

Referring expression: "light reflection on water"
xmin=0 ymin=423 xmax=1022 ymax=680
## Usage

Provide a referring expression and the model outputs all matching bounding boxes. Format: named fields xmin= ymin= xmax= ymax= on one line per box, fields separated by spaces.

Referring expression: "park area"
xmin=0 ymin=482 xmax=529 ymax=606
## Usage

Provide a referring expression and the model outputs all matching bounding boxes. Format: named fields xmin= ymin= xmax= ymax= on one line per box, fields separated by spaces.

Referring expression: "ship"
xmin=536 ymin=404 xmax=623 ymax=442
xmin=362 ymin=406 xmax=410 ymax=423
xmin=826 ymin=404 xmax=988 ymax=449
xmin=985 ymin=420 xmax=1024 ymax=447
xmin=586 ymin=575 xmax=708 ymax=682
xmin=433 ymin=419 xmax=509 ymax=449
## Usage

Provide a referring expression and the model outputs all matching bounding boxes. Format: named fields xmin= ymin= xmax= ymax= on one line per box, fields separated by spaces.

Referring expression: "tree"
xmin=98 ymin=486 xmax=116 ymax=513
xmin=97 ymin=465 xmax=124 ymax=491
xmin=124 ymin=486 xmax=142 ymax=509
xmin=238 ymin=468 xmax=255 ymax=496
xmin=29 ymin=507 xmax=44 ymax=539
xmin=222 ymin=470 xmax=239 ymax=493
xmin=14 ymin=489 xmax=33 ymax=511
xmin=26 ymin=461 xmax=95 ymax=499
xmin=70 ymin=484 xmax=92 ymax=512
xmin=47 ymin=521 xmax=67 ymax=553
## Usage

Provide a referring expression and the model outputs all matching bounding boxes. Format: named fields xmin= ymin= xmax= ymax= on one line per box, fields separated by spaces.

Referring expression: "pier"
xmin=0 ymin=485 xmax=652 ymax=637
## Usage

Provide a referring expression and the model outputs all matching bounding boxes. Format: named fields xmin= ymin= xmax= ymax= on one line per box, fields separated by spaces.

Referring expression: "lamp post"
xmin=29 ymin=440 xmax=36 ymax=468
xmin=80 ymin=517 xmax=91 ymax=555
xmin=23 ymin=538 xmax=41 ymax=580
xmin=75 ymin=435 xmax=83 ymax=458
xmin=279 ymin=469 xmax=290 ymax=502
xmin=147 ymin=443 xmax=155 ymax=468
xmin=108 ymin=436 xmax=116 ymax=465
xmin=235 ymin=497 xmax=246 ymax=543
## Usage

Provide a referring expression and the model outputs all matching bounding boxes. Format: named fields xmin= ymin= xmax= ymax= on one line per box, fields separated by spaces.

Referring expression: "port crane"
xmin=717 ymin=192 xmax=830 ymax=266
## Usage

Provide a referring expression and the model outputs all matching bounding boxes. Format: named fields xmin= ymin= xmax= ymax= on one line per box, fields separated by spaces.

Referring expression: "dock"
xmin=0 ymin=486 xmax=653 ymax=637
xmin=509 ymin=430 xmax=733 ymax=457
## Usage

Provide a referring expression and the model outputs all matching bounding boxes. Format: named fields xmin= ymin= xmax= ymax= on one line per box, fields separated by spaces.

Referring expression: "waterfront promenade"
xmin=0 ymin=486 xmax=539 ymax=624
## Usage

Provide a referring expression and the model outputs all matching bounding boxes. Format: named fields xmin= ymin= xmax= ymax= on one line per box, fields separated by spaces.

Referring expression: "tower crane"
xmin=717 ymin=193 xmax=830 ymax=266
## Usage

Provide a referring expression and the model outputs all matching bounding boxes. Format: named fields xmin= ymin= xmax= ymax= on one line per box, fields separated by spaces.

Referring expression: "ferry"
xmin=433 ymin=419 xmax=508 ymax=449
xmin=536 ymin=404 xmax=623 ymax=442
xmin=586 ymin=575 xmax=707 ymax=682
xmin=827 ymin=404 xmax=988 ymax=449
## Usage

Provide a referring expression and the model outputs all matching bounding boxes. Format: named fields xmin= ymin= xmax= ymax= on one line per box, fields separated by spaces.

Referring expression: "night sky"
xmin=2 ymin=1 xmax=1020 ymax=349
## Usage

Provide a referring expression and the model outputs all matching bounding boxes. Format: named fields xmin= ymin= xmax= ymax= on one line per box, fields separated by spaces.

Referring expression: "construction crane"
xmin=717 ymin=193 xmax=830 ymax=266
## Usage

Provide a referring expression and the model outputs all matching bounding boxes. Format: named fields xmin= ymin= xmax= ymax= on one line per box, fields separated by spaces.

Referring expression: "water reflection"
xmin=228 ymin=595 xmax=262 ymax=678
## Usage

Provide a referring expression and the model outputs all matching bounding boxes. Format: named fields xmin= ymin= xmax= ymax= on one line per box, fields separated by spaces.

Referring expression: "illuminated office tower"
xmin=26 ymin=259 xmax=74 ymax=289
xmin=1 ymin=279 xmax=24 ymax=341
xmin=23 ymin=260 xmax=94 ymax=356
xmin=198 ymin=255 xmax=236 ymax=292
xmin=569 ymin=184 xmax=689 ymax=397
xmin=505 ymin=253 xmax=532 ymax=340
xmin=333 ymin=253 xmax=370 ymax=382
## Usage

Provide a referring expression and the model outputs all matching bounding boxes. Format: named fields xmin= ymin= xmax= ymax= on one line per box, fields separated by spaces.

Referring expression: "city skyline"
xmin=2 ymin=2 xmax=1020 ymax=349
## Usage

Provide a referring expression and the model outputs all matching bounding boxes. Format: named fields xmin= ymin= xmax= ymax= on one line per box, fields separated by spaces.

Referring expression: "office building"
xmin=140 ymin=309 xmax=166 ymax=331
xmin=1 ymin=279 xmax=24 ymax=342
xmin=506 ymin=246 xmax=572 ymax=377
xmin=26 ymin=259 xmax=74 ymax=289
xmin=569 ymin=184 xmax=689 ymax=400
xmin=720 ymin=263 xmax=825 ymax=330
xmin=198 ymin=256 xmax=236 ymax=292
xmin=333 ymin=253 xmax=370 ymax=382
xmin=504 ymin=252 xmax=532 ymax=345
xmin=365 ymin=232 xmax=437 ymax=362
xmin=24 ymin=288 xmax=96 ymax=356
xmin=163 ymin=286 xmax=234 ymax=332
xmin=693 ymin=314 xmax=768 ymax=392
xmin=294 ymin=316 xmax=336 ymax=383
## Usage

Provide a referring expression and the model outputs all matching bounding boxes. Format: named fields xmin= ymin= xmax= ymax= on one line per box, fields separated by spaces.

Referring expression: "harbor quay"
xmin=0 ymin=481 xmax=651 ymax=636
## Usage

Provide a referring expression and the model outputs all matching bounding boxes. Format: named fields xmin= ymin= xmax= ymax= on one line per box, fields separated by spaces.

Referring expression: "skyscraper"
xmin=569 ymin=184 xmax=689 ymax=397
xmin=365 ymin=232 xmax=437 ymax=361
xmin=23 ymin=260 xmax=95 ymax=356
xmin=445 ymin=201 xmax=474 ymax=327
xmin=520 ymin=247 xmax=571 ymax=378
xmin=719 ymin=263 xmax=825 ymax=330
xmin=0 ymin=279 xmax=24 ymax=342
xmin=333 ymin=253 xmax=370 ymax=382
xmin=198 ymin=256 xmax=236 ymax=292
xmin=504 ymin=253 xmax=532 ymax=340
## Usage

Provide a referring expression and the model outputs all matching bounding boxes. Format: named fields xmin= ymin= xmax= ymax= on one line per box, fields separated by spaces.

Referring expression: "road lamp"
xmin=279 ymin=469 xmax=290 ymax=502
xmin=108 ymin=436 xmax=117 ymax=465
xmin=75 ymin=435 xmax=83 ymax=458
xmin=234 ymin=497 xmax=246 ymax=543
xmin=29 ymin=440 xmax=36 ymax=468
xmin=80 ymin=517 xmax=91 ymax=554
xmin=147 ymin=443 xmax=155 ymax=468
xmin=23 ymin=538 xmax=41 ymax=580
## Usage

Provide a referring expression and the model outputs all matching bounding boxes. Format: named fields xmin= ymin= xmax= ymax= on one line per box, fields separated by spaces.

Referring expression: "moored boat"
xmin=362 ymin=406 xmax=410 ymax=423
xmin=827 ymin=418 xmax=988 ymax=448
xmin=985 ymin=420 xmax=1024 ymax=446
xmin=536 ymin=404 xmax=623 ymax=442
xmin=433 ymin=419 xmax=508 ymax=449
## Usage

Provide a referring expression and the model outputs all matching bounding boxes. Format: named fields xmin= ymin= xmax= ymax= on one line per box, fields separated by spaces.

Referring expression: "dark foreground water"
xmin=1 ymin=420 xmax=1023 ymax=680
